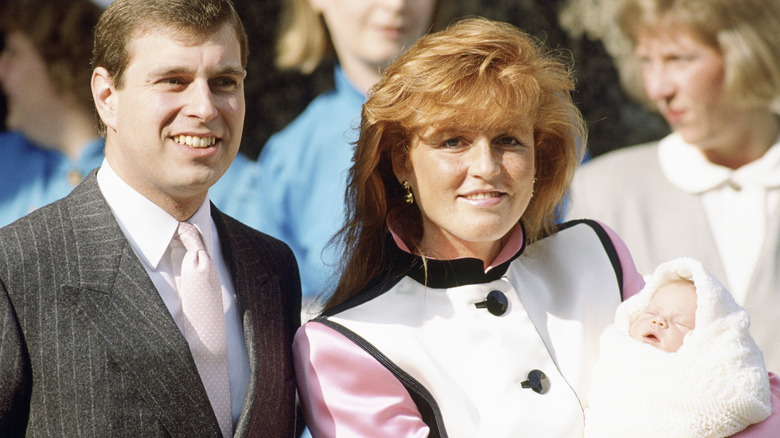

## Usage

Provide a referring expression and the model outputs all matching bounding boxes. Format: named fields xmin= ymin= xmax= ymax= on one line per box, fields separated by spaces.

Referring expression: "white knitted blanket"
xmin=584 ymin=257 xmax=771 ymax=438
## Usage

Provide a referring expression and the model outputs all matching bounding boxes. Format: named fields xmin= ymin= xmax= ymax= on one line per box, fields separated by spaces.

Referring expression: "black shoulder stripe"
xmin=314 ymin=318 xmax=449 ymax=438
xmin=557 ymin=219 xmax=624 ymax=300
xmin=320 ymin=272 xmax=406 ymax=317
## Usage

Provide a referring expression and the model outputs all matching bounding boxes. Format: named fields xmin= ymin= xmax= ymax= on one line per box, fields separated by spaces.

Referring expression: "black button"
xmin=474 ymin=290 xmax=508 ymax=316
xmin=521 ymin=369 xmax=549 ymax=394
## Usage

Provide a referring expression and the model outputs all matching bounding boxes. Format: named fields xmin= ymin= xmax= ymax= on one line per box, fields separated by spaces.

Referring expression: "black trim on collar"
xmin=323 ymin=222 xmax=528 ymax=317
xmin=393 ymin=221 xmax=527 ymax=289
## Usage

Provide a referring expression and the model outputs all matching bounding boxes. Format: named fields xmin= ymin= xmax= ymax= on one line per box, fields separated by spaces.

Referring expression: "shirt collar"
xmin=659 ymin=132 xmax=780 ymax=193
xmin=334 ymin=64 xmax=367 ymax=102
xmin=96 ymin=158 xmax=213 ymax=270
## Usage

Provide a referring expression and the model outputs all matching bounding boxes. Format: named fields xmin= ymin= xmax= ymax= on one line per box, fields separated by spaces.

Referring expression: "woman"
xmin=567 ymin=0 xmax=780 ymax=373
xmin=254 ymin=0 xmax=440 ymax=309
xmin=293 ymin=18 xmax=646 ymax=437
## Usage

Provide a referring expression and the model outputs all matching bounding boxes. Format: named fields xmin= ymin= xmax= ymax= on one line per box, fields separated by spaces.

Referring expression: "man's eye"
xmin=211 ymin=77 xmax=240 ymax=92
xmin=160 ymin=78 xmax=185 ymax=86
xmin=218 ymin=78 xmax=237 ymax=86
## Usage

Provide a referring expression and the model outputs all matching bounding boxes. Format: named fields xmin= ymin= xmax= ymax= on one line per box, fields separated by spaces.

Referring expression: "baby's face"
xmin=628 ymin=281 xmax=697 ymax=352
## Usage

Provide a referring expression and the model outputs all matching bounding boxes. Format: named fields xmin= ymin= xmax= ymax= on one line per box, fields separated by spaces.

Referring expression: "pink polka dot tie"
xmin=177 ymin=221 xmax=233 ymax=437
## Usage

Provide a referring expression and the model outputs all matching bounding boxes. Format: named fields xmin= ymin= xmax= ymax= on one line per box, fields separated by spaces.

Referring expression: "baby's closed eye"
xmin=673 ymin=318 xmax=694 ymax=329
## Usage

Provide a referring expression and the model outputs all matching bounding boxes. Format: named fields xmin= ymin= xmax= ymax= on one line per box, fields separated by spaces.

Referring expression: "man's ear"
xmin=91 ymin=67 xmax=118 ymax=132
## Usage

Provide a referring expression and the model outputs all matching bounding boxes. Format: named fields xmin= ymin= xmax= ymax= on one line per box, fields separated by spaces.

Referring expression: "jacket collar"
xmin=389 ymin=222 xmax=527 ymax=289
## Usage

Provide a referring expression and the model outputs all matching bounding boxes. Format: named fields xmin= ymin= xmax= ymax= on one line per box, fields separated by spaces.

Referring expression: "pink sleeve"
xmin=293 ymin=321 xmax=430 ymax=438
xmin=596 ymin=220 xmax=645 ymax=299
xmin=732 ymin=373 xmax=780 ymax=437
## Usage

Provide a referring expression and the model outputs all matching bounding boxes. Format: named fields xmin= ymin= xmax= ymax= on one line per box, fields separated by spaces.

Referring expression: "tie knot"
xmin=177 ymin=221 xmax=206 ymax=252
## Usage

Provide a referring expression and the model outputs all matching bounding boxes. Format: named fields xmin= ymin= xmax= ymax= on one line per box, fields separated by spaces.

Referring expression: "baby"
xmin=585 ymin=257 xmax=772 ymax=438
xmin=628 ymin=276 xmax=697 ymax=353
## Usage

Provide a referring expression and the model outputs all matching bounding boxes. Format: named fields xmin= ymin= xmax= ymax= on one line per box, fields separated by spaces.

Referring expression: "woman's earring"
xmin=531 ymin=177 xmax=537 ymax=197
xmin=403 ymin=181 xmax=414 ymax=205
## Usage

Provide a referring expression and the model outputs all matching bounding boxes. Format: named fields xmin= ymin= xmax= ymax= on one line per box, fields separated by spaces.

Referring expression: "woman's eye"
xmin=443 ymin=138 xmax=461 ymax=147
xmin=497 ymin=136 xmax=520 ymax=146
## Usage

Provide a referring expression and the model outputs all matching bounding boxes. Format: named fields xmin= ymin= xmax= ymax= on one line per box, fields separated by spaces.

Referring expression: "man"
xmin=0 ymin=0 xmax=301 ymax=436
xmin=0 ymin=0 xmax=257 ymax=228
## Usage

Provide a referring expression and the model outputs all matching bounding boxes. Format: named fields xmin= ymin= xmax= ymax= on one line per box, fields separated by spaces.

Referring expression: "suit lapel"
xmin=61 ymin=173 xmax=221 ymax=436
xmin=212 ymin=208 xmax=269 ymax=435
xmin=213 ymin=208 xmax=300 ymax=436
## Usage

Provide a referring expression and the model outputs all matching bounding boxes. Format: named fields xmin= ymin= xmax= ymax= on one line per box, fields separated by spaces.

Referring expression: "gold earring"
xmin=402 ymin=181 xmax=414 ymax=205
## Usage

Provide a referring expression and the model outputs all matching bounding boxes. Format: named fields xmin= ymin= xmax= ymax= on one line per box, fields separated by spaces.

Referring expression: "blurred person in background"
xmin=567 ymin=0 xmax=780 ymax=372
xmin=0 ymin=0 xmax=104 ymax=227
xmin=252 ymin=0 xmax=443 ymax=316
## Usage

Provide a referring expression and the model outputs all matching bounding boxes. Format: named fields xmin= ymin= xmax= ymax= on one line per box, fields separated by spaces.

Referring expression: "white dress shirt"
xmin=96 ymin=159 xmax=249 ymax=427
xmin=659 ymin=133 xmax=780 ymax=303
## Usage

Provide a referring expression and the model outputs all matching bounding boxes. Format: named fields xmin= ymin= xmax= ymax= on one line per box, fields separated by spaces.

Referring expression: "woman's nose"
xmin=643 ymin=66 xmax=675 ymax=102
xmin=469 ymin=139 xmax=501 ymax=178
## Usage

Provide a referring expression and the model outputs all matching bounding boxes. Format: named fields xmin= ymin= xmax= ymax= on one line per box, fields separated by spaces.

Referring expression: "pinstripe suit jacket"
xmin=0 ymin=171 xmax=301 ymax=437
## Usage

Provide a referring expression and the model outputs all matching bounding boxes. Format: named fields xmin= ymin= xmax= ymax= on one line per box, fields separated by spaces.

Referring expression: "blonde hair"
xmin=274 ymin=0 xmax=332 ymax=73
xmin=275 ymin=0 xmax=445 ymax=74
xmin=325 ymin=17 xmax=586 ymax=311
xmin=617 ymin=0 xmax=780 ymax=109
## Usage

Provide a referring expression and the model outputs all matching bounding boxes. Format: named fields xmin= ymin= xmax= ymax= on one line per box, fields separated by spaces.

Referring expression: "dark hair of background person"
xmin=0 ymin=0 xmax=102 ymax=123
xmin=0 ymin=34 xmax=5 ymax=131
xmin=0 ymin=0 xmax=667 ymax=158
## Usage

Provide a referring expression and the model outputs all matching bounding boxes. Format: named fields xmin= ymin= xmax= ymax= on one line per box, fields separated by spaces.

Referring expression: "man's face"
xmin=96 ymin=23 xmax=245 ymax=213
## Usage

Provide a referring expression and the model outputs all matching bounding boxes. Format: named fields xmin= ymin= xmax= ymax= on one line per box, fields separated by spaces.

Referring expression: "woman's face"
xmin=311 ymin=0 xmax=436 ymax=74
xmin=636 ymin=28 xmax=730 ymax=148
xmin=394 ymin=124 xmax=535 ymax=262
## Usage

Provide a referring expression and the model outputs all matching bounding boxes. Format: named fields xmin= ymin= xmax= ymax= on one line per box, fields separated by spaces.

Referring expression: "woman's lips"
xmin=665 ymin=109 xmax=685 ymax=125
